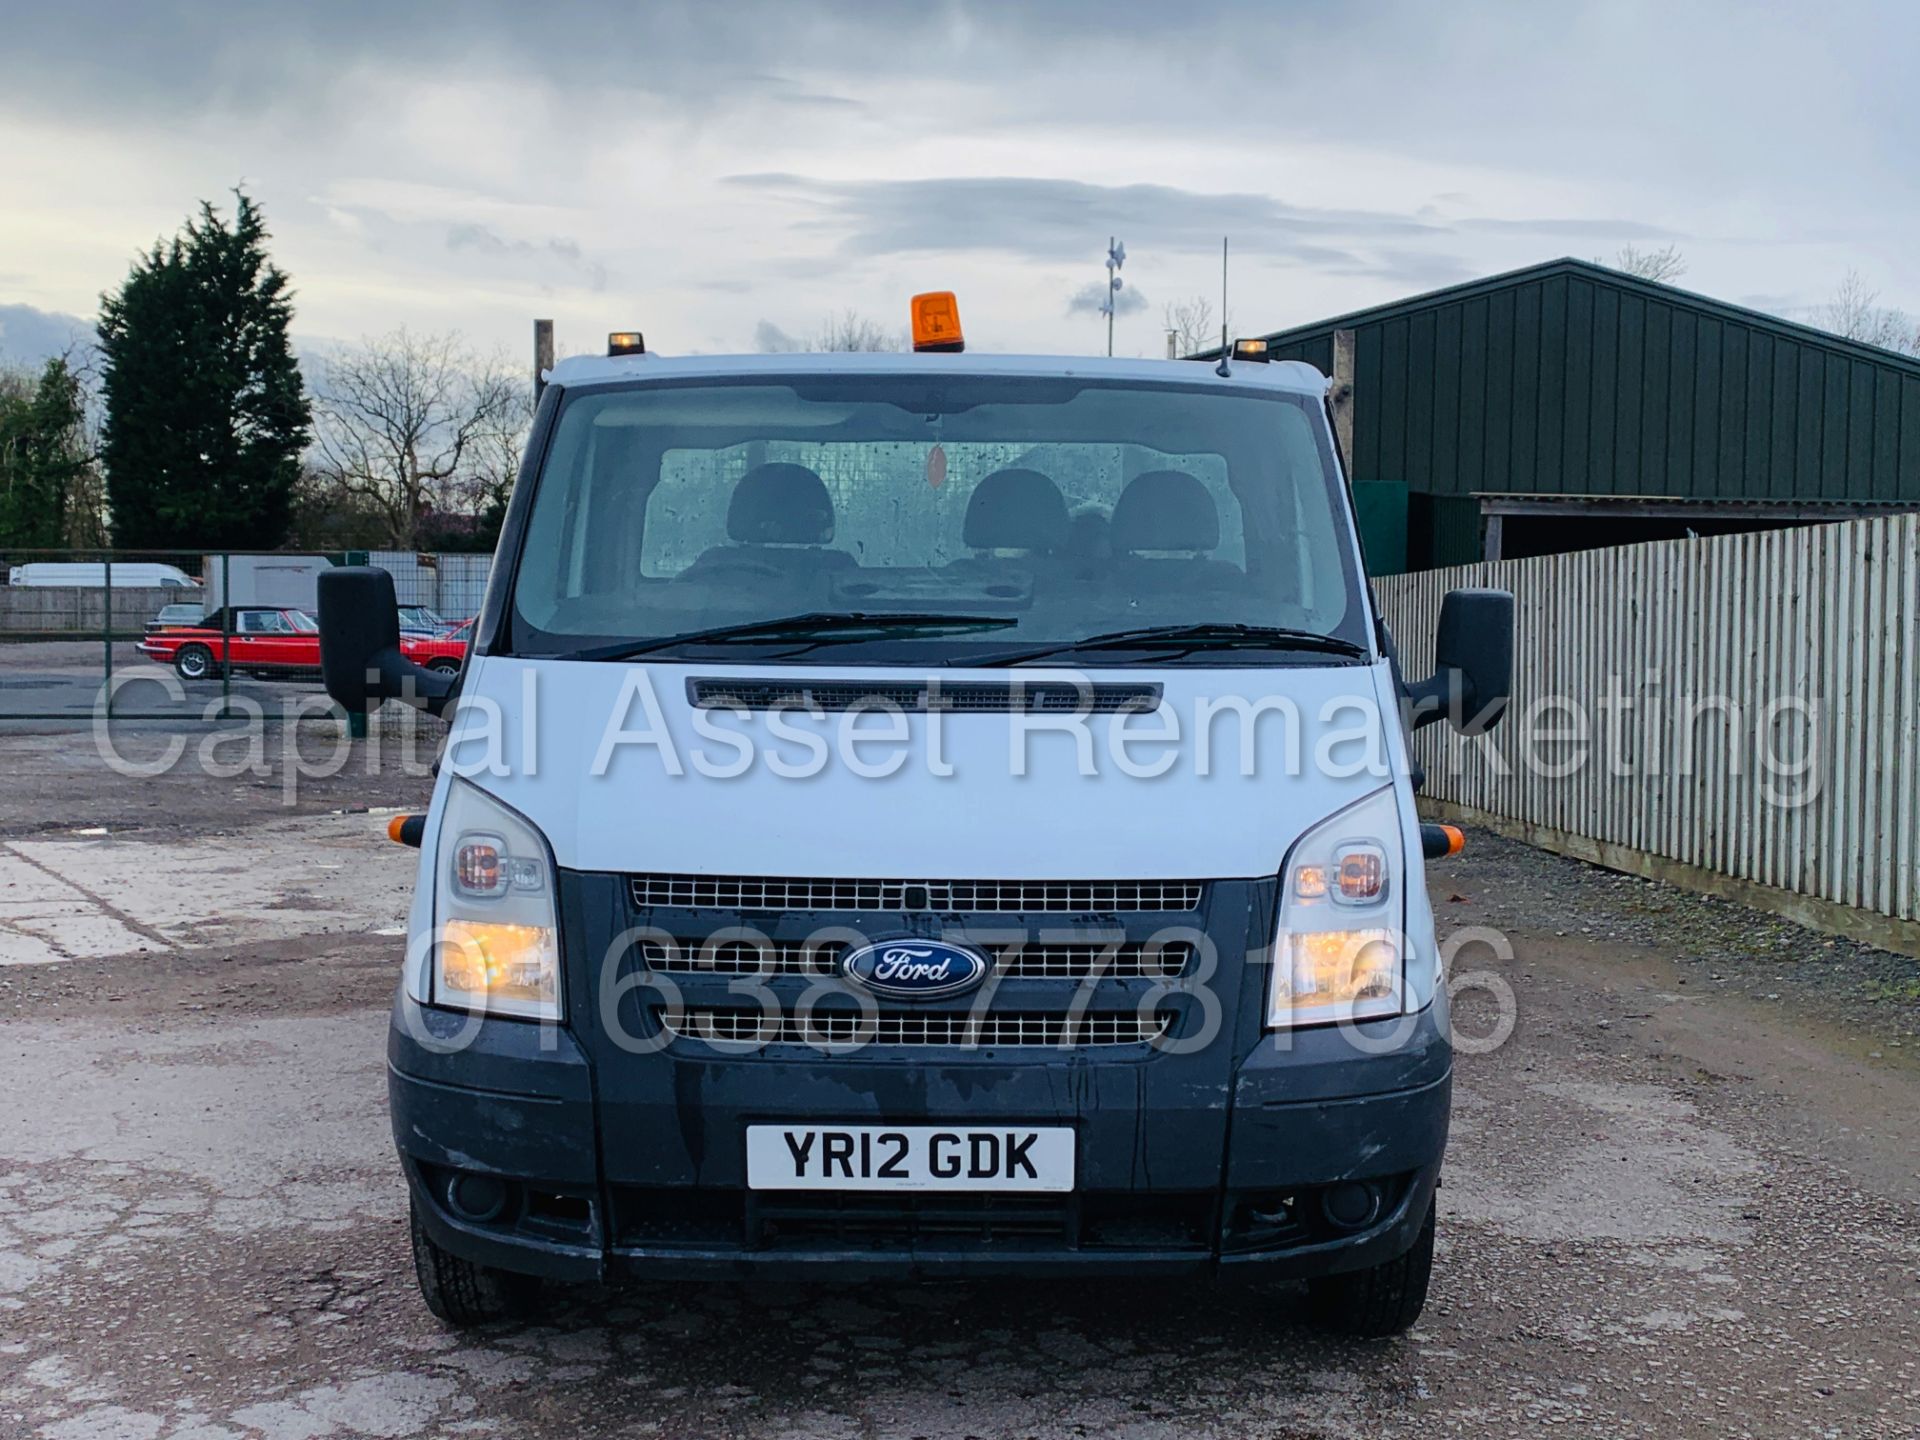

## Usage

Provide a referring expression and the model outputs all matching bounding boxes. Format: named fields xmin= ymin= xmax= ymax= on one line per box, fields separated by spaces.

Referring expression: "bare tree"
xmin=466 ymin=383 xmax=535 ymax=534
xmin=756 ymin=312 xmax=903 ymax=353
xmin=1163 ymin=296 xmax=1228 ymax=358
xmin=1605 ymin=244 xmax=1688 ymax=283
xmin=312 ymin=329 xmax=527 ymax=548
xmin=1819 ymin=269 xmax=1918 ymax=354
xmin=816 ymin=310 xmax=903 ymax=352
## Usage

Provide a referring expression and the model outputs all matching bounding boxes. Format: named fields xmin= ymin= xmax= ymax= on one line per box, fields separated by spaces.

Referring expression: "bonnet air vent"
xmin=686 ymin=678 xmax=1162 ymax=714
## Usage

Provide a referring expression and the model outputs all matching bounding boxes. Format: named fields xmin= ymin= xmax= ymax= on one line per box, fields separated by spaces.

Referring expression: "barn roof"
xmin=1234 ymin=257 xmax=1920 ymax=380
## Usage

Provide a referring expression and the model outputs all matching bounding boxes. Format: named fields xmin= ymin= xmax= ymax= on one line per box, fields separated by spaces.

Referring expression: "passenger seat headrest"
xmin=962 ymin=468 xmax=1070 ymax=551
xmin=1111 ymin=470 xmax=1220 ymax=554
xmin=727 ymin=463 xmax=835 ymax=545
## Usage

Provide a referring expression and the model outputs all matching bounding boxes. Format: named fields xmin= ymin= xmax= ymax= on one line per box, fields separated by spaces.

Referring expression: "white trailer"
xmin=200 ymin=555 xmax=335 ymax=611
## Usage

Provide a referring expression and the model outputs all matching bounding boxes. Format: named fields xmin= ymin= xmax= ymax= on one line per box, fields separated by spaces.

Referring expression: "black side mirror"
xmin=1406 ymin=587 xmax=1512 ymax=735
xmin=317 ymin=567 xmax=455 ymax=717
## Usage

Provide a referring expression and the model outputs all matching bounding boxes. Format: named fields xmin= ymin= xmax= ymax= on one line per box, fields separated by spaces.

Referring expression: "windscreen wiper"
xmin=565 ymin=611 xmax=1020 ymax=662
xmin=965 ymin=621 xmax=1368 ymax=667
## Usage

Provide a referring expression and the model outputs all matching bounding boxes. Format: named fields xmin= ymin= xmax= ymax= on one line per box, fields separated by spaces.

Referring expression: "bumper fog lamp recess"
xmin=445 ymin=1171 xmax=511 ymax=1225
xmin=1320 ymin=1180 xmax=1384 ymax=1232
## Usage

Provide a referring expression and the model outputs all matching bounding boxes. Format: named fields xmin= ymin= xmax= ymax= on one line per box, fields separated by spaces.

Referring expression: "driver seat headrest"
xmin=727 ymin=463 xmax=835 ymax=544
xmin=1111 ymin=470 xmax=1220 ymax=554
xmin=962 ymin=468 xmax=1070 ymax=551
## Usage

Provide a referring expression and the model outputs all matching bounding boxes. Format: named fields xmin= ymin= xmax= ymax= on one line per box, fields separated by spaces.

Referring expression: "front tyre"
xmin=173 ymin=644 xmax=216 ymax=681
xmin=1306 ymin=1200 xmax=1435 ymax=1338
xmin=409 ymin=1200 xmax=540 ymax=1328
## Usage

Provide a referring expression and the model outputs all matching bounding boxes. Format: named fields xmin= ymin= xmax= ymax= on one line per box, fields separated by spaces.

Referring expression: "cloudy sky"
xmin=1 ymin=0 xmax=1915 ymax=368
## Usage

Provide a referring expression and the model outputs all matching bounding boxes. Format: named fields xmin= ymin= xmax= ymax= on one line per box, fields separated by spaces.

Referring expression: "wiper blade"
xmin=966 ymin=622 xmax=1368 ymax=667
xmin=567 ymin=611 xmax=1020 ymax=662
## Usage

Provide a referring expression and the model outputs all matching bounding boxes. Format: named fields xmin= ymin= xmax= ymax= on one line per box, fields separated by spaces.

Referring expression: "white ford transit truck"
xmin=317 ymin=297 xmax=1512 ymax=1337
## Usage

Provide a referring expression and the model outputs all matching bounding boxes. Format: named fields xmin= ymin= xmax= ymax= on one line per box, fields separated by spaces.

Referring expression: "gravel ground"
xmin=1454 ymin=831 xmax=1920 ymax=1060
xmin=1 ymin=728 xmax=1917 ymax=1438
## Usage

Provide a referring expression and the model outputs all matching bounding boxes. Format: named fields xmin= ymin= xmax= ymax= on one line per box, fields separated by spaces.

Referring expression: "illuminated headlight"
xmin=1268 ymin=785 xmax=1405 ymax=1029
xmin=429 ymin=779 xmax=562 ymax=1022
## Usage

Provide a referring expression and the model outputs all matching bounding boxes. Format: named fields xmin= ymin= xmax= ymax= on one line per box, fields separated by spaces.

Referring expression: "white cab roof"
xmin=545 ymin=349 xmax=1330 ymax=396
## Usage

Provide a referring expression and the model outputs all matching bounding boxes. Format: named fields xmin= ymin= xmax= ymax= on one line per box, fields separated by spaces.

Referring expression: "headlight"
xmin=1268 ymin=785 xmax=1405 ymax=1029
xmin=429 ymin=779 xmax=562 ymax=1022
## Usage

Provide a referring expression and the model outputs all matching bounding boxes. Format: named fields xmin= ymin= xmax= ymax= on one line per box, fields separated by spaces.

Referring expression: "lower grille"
xmin=610 ymin=1187 xmax=1216 ymax=1253
xmin=659 ymin=1007 xmax=1170 ymax=1049
xmin=643 ymin=939 xmax=1193 ymax=981
xmin=757 ymin=1192 xmax=1067 ymax=1246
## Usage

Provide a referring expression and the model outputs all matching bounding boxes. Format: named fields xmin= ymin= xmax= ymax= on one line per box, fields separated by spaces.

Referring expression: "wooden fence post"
xmin=1330 ymin=327 xmax=1357 ymax=472
xmin=534 ymin=319 xmax=554 ymax=401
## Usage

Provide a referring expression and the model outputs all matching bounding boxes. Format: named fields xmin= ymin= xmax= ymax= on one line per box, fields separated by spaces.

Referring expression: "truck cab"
xmin=318 ymin=304 xmax=1511 ymax=1336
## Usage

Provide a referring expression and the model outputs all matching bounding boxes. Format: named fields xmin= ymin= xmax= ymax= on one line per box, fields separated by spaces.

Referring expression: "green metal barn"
xmin=1239 ymin=258 xmax=1920 ymax=572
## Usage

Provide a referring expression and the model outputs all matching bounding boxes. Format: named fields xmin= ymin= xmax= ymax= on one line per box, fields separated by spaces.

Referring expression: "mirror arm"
xmin=1378 ymin=621 xmax=1429 ymax=790
xmin=1404 ymin=668 xmax=1468 ymax=731
xmin=372 ymin=647 xmax=456 ymax=718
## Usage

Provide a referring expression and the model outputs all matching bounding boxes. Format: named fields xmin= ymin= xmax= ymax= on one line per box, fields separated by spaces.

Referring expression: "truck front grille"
xmin=629 ymin=874 xmax=1206 ymax=914
xmin=642 ymin=939 xmax=1193 ymax=981
xmin=687 ymin=677 xmax=1162 ymax=714
xmin=659 ymin=1007 xmax=1171 ymax=1049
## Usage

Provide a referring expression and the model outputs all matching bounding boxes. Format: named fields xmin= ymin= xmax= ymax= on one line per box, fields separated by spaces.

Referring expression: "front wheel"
xmin=1305 ymin=1199 xmax=1435 ymax=1338
xmin=173 ymin=644 xmax=216 ymax=681
xmin=409 ymin=1200 xmax=540 ymax=1328
xmin=426 ymin=659 xmax=461 ymax=676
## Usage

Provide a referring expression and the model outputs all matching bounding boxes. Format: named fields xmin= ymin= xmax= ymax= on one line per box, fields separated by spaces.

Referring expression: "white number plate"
xmin=746 ymin=1125 xmax=1074 ymax=1192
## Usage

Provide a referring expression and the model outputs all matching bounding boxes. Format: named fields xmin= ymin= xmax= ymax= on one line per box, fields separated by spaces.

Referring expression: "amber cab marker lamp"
xmin=606 ymin=330 xmax=646 ymax=356
xmin=911 ymin=292 xmax=965 ymax=353
xmin=1232 ymin=337 xmax=1271 ymax=362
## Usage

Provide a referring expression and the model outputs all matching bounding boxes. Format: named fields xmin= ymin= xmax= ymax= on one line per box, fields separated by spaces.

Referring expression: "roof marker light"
xmin=911 ymin=292 xmax=964 ymax=353
xmin=607 ymin=331 xmax=646 ymax=356
xmin=1232 ymin=337 xmax=1271 ymax=362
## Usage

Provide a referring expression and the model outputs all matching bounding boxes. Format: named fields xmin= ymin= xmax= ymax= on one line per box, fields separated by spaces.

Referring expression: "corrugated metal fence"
xmin=1376 ymin=514 xmax=1920 ymax=935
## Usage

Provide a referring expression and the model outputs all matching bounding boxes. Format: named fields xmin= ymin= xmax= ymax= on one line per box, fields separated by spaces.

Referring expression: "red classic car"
xmin=402 ymin=618 xmax=472 ymax=675
xmin=138 ymin=607 xmax=471 ymax=682
xmin=137 ymin=607 xmax=322 ymax=680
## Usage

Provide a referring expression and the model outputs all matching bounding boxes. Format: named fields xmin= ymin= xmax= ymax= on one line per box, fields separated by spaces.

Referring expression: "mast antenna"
xmin=1215 ymin=236 xmax=1233 ymax=376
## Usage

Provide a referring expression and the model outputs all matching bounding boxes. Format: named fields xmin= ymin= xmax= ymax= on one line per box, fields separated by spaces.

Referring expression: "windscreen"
xmin=509 ymin=375 xmax=1367 ymax=664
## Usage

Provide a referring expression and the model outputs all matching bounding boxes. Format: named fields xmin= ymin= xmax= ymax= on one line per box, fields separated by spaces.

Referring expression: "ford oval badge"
xmin=842 ymin=940 xmax=990 ymax=1001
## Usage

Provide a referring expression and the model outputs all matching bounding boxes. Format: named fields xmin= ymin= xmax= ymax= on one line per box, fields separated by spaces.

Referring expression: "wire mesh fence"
xmin=0 ymin=547 xmax=491 ymax=722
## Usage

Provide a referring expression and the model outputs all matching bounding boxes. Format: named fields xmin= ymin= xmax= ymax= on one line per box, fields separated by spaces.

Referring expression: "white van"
xmin=317 ymin=303 xmax=1513 ymax=1337
xmin=6 ymin=561 xmax=200 ymax=589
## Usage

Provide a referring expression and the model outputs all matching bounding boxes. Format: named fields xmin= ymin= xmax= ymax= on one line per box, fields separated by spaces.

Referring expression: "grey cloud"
xmin=727 ymin=173 xmax=1508 ymax=296
xmin=727 ymin=174 xmax=1442 ymax=263
xmin=444 ymin=224 xmax=605 ymax=291
xmin=0 ymin=304 xmax=97 ymax=370
xmin=740 ymin=72 xmax=866 ymax=112
xmin=753 ymin=319 xmax=802 ymax=352
xmin=1066 ymin=281 xmax=1148 ymax=318
xmin=7 ymin=0 xmax=1917 ymax=227
xmin=0 ymin=1 xmax=931 ymax=125
xmin=1318 ymin=249 xmax=1480 ymax=289
xmin=12 ymin=2 xmax=1913 ymax=173
xmin=1457 ymin=218 xmax=1682 ymax=240
xmin=446 ymin=222 xmax=581 ymax=261
xmin=11 ymin=1 xmax=1920 ymax=339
